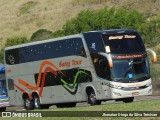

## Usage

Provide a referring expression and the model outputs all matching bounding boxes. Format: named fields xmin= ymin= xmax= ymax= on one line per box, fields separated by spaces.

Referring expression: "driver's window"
xmin=91 ymin=53 xmax=110 ymax=80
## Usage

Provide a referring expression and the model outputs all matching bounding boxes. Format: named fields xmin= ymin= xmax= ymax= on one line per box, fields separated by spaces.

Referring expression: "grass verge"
xmin=2 ymin=100 xmax=160 ymax=120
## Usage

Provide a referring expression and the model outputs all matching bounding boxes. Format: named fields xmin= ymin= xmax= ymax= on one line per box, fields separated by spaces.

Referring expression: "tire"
xmin=0 ymin=107 xmax=6 ymax=112
xmin=24 ymin=97 xmax=34 ymax=110
xmin=33 ymin=96 xmax=41 ymax=109
xmin=87 ymin=90 xmax=101 ymax=105
xmin=33 ymin=95 xmax=49 ymax=109
xmin=122 ymin=97 xmax=134 ymax=103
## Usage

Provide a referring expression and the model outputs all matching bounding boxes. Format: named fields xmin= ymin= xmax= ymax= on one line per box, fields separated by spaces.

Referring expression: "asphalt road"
xmin=5 ymin=95 xmax=160 ymax=111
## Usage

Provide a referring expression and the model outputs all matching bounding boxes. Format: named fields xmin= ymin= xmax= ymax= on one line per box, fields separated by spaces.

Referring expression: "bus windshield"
xmin=111 ymin=56 xmax=150 ymax=82
xmin=102 ymin=32 xmax=145 ymax=54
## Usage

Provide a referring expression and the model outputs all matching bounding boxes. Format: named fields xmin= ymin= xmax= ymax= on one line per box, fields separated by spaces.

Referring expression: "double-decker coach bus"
xmin=4 ymin=29 xmax=157 ymax=110
xmin=0 ymin=64 xmax=9 ymax=111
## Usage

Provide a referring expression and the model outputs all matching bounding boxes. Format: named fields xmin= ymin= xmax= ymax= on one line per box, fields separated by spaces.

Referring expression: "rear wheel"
xmin=122 ymin=97 xmax=134 ymax=103
xmin=33 ymin=95 xmax=50 ymax=109
xmin=24 ymin=97 xmax=34 ymax=110
xmin=33 ymin=95 xmax=41 ymax=109
xmin=87 ymin=90 xmax=101 ymax=105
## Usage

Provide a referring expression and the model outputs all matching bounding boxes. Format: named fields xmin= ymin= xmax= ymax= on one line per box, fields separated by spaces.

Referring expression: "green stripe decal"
xmin=60 ymin=70 xmax=88 ymax=89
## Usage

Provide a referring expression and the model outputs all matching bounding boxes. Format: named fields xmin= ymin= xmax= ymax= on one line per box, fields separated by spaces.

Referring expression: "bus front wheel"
xmin=87 ymin=90 xmax=101 ymax=105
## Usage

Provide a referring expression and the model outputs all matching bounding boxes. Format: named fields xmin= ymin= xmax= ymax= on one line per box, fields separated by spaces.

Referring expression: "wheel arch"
xmin=22 ymin=92 xmax=32 ymax=100
xmin=32 ymin=91 xmax=39 ymax=98
xmin=85 ymin=85 xmax=97 ymax=98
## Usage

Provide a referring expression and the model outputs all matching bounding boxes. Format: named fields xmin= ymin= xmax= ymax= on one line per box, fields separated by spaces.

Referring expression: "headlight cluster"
xmin=146 ymin=82 xmax=152 ymax=87
xmin=109 ymin=84 xmax=122 ymax=89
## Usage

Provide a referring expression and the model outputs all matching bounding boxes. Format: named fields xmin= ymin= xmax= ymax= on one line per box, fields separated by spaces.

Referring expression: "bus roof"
xmin=5 ymin=29 xmax=137 ymax=50
xmin=83 ymin=29 xmax=137 ymax=34
xmin=5 ymin=34 xmax=82 ymax=50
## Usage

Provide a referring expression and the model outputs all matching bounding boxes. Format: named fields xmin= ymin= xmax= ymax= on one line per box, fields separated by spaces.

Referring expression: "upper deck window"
xmin=102 ymin=32 xmax=145 ymax=54
xmin=5 ymin=38 xmax=86 ymax=65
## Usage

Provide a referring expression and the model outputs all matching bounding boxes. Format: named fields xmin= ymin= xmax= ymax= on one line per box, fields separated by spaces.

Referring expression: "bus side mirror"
xmin=146 ymin=49 xmax=157 ymax=63
xmin=98 ymin=52 xmax=113 ymax=68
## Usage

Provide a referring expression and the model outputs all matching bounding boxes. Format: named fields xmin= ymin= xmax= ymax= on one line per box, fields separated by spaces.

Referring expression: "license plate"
xmin=132 ymin=92 xmax=139 ymax=96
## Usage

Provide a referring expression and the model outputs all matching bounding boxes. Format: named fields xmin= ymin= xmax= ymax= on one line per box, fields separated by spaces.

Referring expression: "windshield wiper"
xmin=112 ymin=78 xmax=123 ymax=82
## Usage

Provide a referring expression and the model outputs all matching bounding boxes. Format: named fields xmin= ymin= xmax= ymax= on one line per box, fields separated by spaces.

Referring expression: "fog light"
xmin=113 ymin=92 xmax=121 ymax=96
xmin=148 ymin=89 xmax=152 ymax=93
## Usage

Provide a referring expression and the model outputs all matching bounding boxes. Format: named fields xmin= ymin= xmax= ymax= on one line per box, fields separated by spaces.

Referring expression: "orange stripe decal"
xmin=39 ymin=67 xmax=57 ymax=96
xmin=18 ymin=79 xmax=36 ymax=90
xmin=14 ymin=83 xmax=32 ymax=99
xmin=16 ymin=60 xmax=64 ymax=97
xmin=14 ymin=83 xmax=25 ymax=93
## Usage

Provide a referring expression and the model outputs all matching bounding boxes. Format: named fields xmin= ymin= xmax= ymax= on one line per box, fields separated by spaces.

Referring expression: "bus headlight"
xmin=146 ymin=82 xmax=152 ymax=87
xmin=113 ymin=92 xmax=121 ymax=96
xmin=148 ymin=89 xmax=152 ymax=93
xmin=110 ymin=84 xmax=122 ymax=89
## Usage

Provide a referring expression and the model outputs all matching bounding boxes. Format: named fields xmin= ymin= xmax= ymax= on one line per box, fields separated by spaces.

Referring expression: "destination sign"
xmin=109 ymin=35 xmax=136 ymax=40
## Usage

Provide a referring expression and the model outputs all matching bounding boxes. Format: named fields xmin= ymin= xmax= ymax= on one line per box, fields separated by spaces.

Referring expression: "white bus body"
xmin=4 ymin=29 xmax=156 ymax=110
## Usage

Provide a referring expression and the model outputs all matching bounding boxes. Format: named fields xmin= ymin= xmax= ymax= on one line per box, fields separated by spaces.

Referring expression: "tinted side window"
xmin=34 ymin=69 xmax=92 ymax=87
xmin=5 ymin=49 xmax=19 ymax=65
xmin=83 ymin=33 xmax=110 ymax=79
xmin=83 ymin=32 xmax=105 ymax=53
xmin=8 ymin=79 xmax=14 ymax=90
xmin=5 ymin=38 xmax=86 ymax=65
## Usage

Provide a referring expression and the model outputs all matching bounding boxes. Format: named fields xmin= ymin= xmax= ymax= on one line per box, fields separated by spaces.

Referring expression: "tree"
xmin=52 ymin=7 xmax=145 ymax=38
xmin=0 ymin=36 xmax=29 ymax=63
xmin=30 ymin=29 xmax=53 ymax=42
xmin=0 ymin=50 xmax=4 ymax=63
xmin=5 ymin=36 xmax=29 ymax=47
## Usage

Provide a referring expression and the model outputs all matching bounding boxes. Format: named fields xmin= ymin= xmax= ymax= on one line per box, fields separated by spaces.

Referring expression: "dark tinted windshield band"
xmin=112 ymin=53 xmax=147 ymax=59
xmin=102 ymin=32 xmax=145 ymax=54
